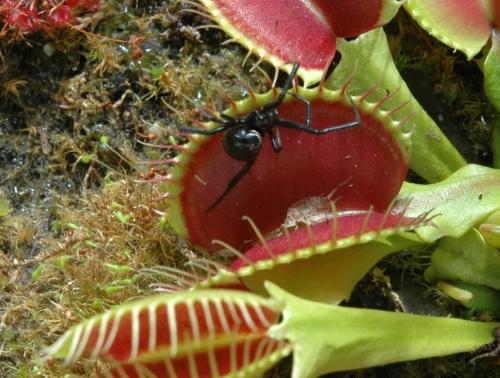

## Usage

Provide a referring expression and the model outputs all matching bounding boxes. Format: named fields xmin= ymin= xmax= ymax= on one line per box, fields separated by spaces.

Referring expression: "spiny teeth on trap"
xmin=166 ymin=82 xmax=414 ymax=252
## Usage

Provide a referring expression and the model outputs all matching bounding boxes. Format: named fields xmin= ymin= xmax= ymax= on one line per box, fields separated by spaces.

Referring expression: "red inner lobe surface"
xmin=89 ymin=300 xmax=279 ymax=361
xmin=231 ymin=211 xmax=414 ymax=270
xmin=312 ymin=0 xmax=382 ymax=37
xmin=181 ymin=99 xmax=408 ymax=251
xmin=103 ymin=337 xmax=284 ymax=378
xmin=493 ymin=0 xmax=500 ymax=28
xmin=434 ymin=0 xmax=491 ymax=35
xmin=212 ymin=0 xmax=336 ymax=71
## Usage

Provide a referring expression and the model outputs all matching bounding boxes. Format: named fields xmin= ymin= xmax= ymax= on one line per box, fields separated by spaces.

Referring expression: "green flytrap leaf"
xmin=47 ymin=282 xmax=498 ymax=378
xmin=479 ymin=208 xmax=500 ymax=248
xmin=485 ymin=30 xmax=500 ymax=168
xmin=404 ymin=0 xmax=491 ymax=59
xmin=395 ymin=164 xmax=500 ymax=242
xmin=425 ymin=228 xmax=500 ymax=316
xmin=485 ymin=29 xmax=500 ymax=113
xmin=236 ymin=233 xmax=422 ymax=305
xmin=266 ymin=282 xmax=499 ymax=378
xmin=436 ymin=281 xmax=500 ymax=317
xmin=184 ymin=211 xmax=425 ymax=304
xmin=326 ymin=28 xmax=466 ymax=182
xmin=425 ymin=229 xmax=500 ymax=290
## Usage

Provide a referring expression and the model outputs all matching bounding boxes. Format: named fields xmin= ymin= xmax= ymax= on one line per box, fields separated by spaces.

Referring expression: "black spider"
xmin=179 ymin=63 xmax=361 ymax=212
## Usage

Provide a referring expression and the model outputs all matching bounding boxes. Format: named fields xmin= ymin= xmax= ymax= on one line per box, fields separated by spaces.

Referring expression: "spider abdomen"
xmin=223 ymin=127 xmax=262 ymax=161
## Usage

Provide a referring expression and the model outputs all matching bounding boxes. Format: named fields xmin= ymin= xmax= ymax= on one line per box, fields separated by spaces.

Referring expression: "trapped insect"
xmin=179 ymin=63 xmax=361 ymax=212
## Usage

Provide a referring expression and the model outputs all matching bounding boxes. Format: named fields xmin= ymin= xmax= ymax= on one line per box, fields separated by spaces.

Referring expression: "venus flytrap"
xmin=436 ymin=281 xmax=500 ymax=317
xmin=46 ymin=289 xmax=291 ymax=377
xmin=405 ymin=0 xmax=500 ymax=166
xmin=404 ymin=0 xmax=496 ymax=59
xmin=175 ymin=210 xmax=427 ymax=304
xmin=189 ymin=0 xmax=405 ymax=85
xmin=46 ymin=283 xmax=499 ymax=377
xmin=167 ymin=81 xmax=413 ymax=251
xmin=44 ymin=3 xmax=500 ymax=376
xmin=424 ymin=228 xmax=500 ymax=317
xmin=265 ymin=282 xmax=499 ymax=378
xmin=391 ymin=164 xmax=500 ymax=316
xmin=159 ymin=64 xmax=428 ymax=306
xmin=326 ymin=28 xmax=467 ymax=182
xmin=394 ymin=164 xmax=500 ymax=242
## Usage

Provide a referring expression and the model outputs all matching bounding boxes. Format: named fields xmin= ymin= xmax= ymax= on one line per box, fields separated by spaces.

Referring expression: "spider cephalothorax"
xmin=180 ymin=63 xmax=361 ymax=212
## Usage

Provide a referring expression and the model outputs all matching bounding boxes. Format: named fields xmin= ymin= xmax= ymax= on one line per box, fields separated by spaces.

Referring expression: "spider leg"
xmin=319 ymin=95 xmax=361 ymax=133
xmin=289 ymin=92 xmax=311 ymax=128
xmin=179 ymin=114 xmax=240 ymax=135
xmin=197 ymin=107 xmax=226 ymax=123
xmin=205 ymin=158 xmax=256 ymax=213
xmin=275 ymin=62 xmax=300 ymax=105
xmin=276 ymin=94 xmax=361 ymax=134
xmin=264 ymin=62 xmax=300 ymax=110
xmin=277 ymin=117 xmax=359 ymax=135
xmin=178 ymin=125 xmax=229 ymax=135
xmin=268 ymin=128 xmax=282 ymax=153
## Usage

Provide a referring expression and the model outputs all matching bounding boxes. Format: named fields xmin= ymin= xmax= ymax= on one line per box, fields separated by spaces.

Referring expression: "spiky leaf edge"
xmin=159 ymin=209 xmax=427 ymax=304
xmin=167 ymin=84 xmax=414 ymax=241
xmin=193 ymin=0 xmax=404 ymax=86
xmin=327 ymin=28 xmax=466 ymax=182
xmin=395 ymin=164 xmax=500 ymax=242
xmin=45 ymin=289 xmax=289 ymax=371
xmin=404 ymin=0 xmax=491 ymax=59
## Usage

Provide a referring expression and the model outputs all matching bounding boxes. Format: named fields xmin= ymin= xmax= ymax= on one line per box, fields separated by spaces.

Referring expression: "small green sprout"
xmin=113 ymin=210 xmax=131 ymax=224
xmin=0 ymin=198 xmax=11 ymax=217
xmin=104 ymin=263 xmax=134 ymax=274
xmin=84 ymin=240 xmax=97 ymax=248
xmin=79 ymin=153 xmax=93 ymax=164
xmin=55 ymin=256 xmax=71 ymax=270
xmin=31 ymin=265 xmax=43 ymax=281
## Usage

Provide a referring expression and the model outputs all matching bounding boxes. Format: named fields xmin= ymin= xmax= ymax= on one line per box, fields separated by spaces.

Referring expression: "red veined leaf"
xmin=405 ymin=0 xmax=491 ymax=59
xmin=47 ymin=290 xmax=290 ymax=377
xmin=230 ymin=210 xmax=419 ymax=270
xmin=312 ymin=0 xmax=403 ymax=38
xmin=194 ymin=0 xmax=403 ymax=84
xmin=100 ymin=337 xmax=289 ymax=378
